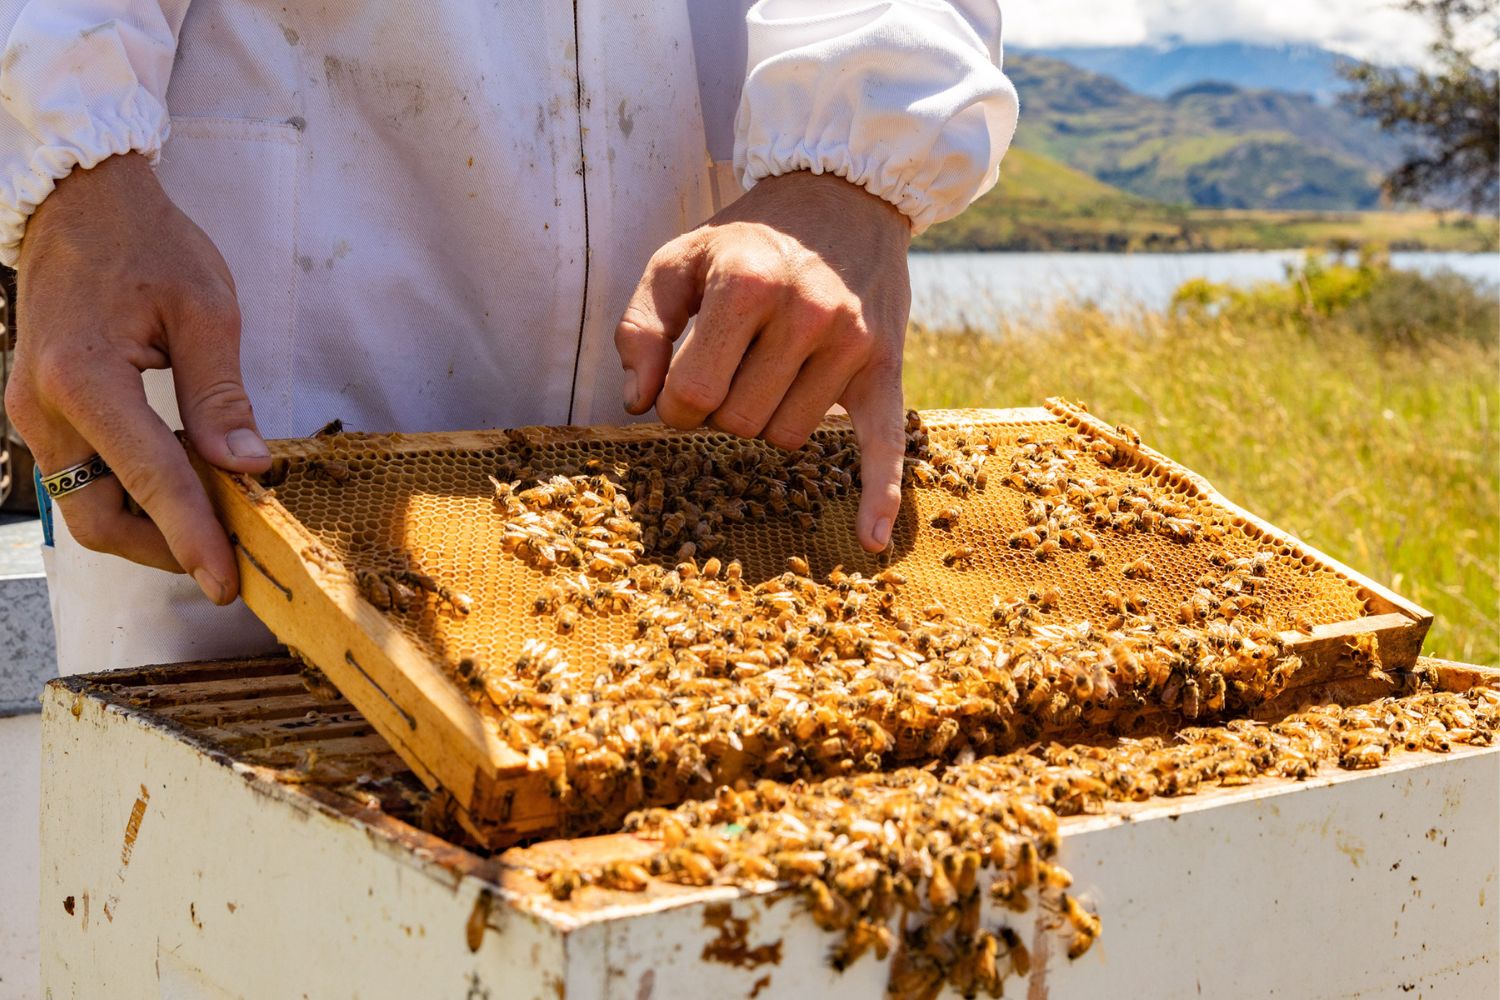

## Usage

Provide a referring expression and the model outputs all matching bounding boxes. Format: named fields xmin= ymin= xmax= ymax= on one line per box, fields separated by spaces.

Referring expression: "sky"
xmin=1001 ymin=0 xmax=1441 ymax=65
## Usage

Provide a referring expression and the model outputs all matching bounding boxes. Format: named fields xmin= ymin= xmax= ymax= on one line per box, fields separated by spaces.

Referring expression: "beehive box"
xmin=39 ymin=657 xmax=1498 ymax=999
xmin=191 ymin=401 xmax=1430 ymax=846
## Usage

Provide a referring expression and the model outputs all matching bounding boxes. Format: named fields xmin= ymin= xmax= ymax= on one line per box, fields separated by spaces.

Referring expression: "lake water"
xmin=907 ymin=251 xmax=1500 ymax=329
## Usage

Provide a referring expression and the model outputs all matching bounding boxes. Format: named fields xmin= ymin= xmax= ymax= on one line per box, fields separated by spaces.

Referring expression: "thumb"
xmin=170 ymin=294 xmax=271 ymax=474
xmin=615 ymin=236 xmax=703 ymax=416
xmin=844 ymin=360 xmax=906 ymax=553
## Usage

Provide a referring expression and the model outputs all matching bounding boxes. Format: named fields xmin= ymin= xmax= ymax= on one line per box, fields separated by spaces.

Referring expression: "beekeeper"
xmin=0 ymin=1 xmax=1017 ymax=987
xmin=1 ymin=2 xmax=1015 ymax=670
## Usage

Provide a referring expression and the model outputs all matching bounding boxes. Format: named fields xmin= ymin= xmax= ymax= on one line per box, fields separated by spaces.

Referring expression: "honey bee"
xmin=665 ymin=847 xmax=718 ymax=885
xmin=1045 ymin=897 xmax=1097 ymax=964
xmin=598 ymin=860 xmax=652 ymax=892
xmin=1162 ymin=517 xmax=1199 ymax=542
xmin=942 ymin=546 xmax=976 ymax=569
xmin=1030 ymin=586 xmax=1062 ymax=611
xmin=1001 ymin=925 xmax=1030 ymax=977
xmin=1121 ymin=557 xmax=1155 ymax=580
xmin=787 ymin=555 xmax=811 ymax=576
xmin=1181 ymin=677 xmax=1202 ymax=719
xmin=805 ymin=878 xmax=853 ymax=931
xmin=543 ymin=745 xmax=569 ymax=799
xmin=298 ymin=662 xmax=341 ymax=702
xmin=727 ymin=851 xmax=779 ymax=881
xmin=455 ymin=656 xmax=486 ymax=695
xmin=830 ymin=920 xmax=893 ymax=970
xmin=1008 ymin=526 xmax=1044 ymax=550
xmin=1346 ymin=634 xmax=1391 ymax=683
xmin=545 ymin=869 xmax=584 ymax=901
xmin=355 ymin=568 xmax=395 ymax=611
xmin=931 ymin=506 xmax=962 ymax=530
xmin=774 ymin=850 xmax=828 ymax=879
xmin=555 ymin=605 xmax=579 ymax=635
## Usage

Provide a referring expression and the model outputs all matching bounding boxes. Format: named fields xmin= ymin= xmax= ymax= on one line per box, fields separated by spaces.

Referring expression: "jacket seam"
xmin=564 ymin=0 xmax=591 ymax=425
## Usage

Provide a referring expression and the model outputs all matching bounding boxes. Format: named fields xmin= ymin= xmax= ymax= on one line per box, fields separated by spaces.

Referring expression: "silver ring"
xmin=41 ymin=454 xmax=113 ymax=500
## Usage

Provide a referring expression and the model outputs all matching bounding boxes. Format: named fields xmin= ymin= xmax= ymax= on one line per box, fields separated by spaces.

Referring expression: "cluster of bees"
xmin=463 ymin=534 xmax=1317 ymax=835
xmin=901 ymin=409 xmax=990 ymax=496
xmin=447 ymin=414 xmax=1380 ymax=845
xmin=301 ymin=409 xmax=1456 ymax=998
xmin=494 ymin=431 xmax=862 ymax=564
xmin=1000 ymin=431 xmax=1203 ymax=563
xmin=352 ymin=562 xmax=472 ymax=616
xmin=490 ymin=473 xmax=643 ymax=577
xmin=532 ymin=684 xmax=1498 ymax=999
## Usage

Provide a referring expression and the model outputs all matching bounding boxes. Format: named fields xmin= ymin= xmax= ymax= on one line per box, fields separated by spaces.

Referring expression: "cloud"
xmin=1002 ymin=0 xmax=1439 ymax=65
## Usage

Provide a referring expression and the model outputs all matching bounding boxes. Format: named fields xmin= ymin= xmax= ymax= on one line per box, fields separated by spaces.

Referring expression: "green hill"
xmin=912 ymin=56 xmax=1497 ymax=253
xmin=916 ymin=146 xmax=1164 ymax=251
xmin=1004 ymin=54 xmax=1401 ymax=211
xmin=915 ymin=146 xmax=1497 ymax=253
xmin=979 ymin=145 xmax=1138 ymax=205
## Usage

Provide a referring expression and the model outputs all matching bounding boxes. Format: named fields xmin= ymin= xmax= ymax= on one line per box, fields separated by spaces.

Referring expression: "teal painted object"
xmin=34 ymin=465 xmax=52 ymax=546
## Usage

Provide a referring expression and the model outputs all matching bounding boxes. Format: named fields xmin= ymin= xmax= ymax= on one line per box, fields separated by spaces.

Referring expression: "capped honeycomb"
xmin=202 ymin=401 xmax=1427 ymax=844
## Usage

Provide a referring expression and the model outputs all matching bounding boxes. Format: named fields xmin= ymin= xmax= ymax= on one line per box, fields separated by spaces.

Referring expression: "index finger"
xmin=842 ymin=361 xmax=907 ymax=553
xmin=56 ymin=358 xmax=238 ymax=602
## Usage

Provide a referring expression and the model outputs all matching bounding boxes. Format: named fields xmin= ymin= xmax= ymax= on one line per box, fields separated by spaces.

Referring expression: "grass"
xmin=901 ymin=262 xmax=1500 ymax=666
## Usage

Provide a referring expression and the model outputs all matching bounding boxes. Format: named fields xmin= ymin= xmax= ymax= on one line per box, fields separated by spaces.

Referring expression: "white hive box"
xmin=39 ymin=657 xmax=1499 ymax=999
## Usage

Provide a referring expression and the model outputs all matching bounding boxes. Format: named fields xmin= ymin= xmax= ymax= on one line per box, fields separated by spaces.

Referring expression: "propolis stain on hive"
xmin=701 ymin=902 xmax=784 ymax=970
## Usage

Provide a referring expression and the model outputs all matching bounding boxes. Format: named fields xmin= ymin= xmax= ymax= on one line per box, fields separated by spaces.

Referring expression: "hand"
xmin=615 ymin=170 xmax=913 ymax=552
xmin=5 ymin=152 xmax=270 ymax=603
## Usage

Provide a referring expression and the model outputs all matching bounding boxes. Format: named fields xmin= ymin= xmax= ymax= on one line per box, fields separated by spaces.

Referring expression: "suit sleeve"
xmin=734 ymin=0 xmax=1018 ymax=234
xmin=0 ymin=1 xmax=188 ymax=264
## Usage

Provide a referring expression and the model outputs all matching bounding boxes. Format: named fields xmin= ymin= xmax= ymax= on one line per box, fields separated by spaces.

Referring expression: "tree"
xmin=1340 ymin=0 xmax=1500 ymax=211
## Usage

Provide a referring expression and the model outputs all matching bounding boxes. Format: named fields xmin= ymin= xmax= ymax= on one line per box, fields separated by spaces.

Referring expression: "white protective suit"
xmin=0 ymin=3 xmax=1016 ymax=988
xmin=2 ymin=0 xmax=1018 ymax=677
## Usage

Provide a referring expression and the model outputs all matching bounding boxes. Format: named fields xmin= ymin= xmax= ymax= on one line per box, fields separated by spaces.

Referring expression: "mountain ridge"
xmin=1003 ymin=53 xmax=1404 ymax=211
xmin=1020 ymin=41 xmax=1356 ymax=103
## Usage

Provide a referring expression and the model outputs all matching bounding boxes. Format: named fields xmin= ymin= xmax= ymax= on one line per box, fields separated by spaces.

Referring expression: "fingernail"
xmin=193 ymin=567 xmax=229 ymax=604
xmin=873 ymin=517 xmax=892 ymax=549
xmin=622 ymin=369 xmax=639 ymax=412
xmin=226 ymin=428 xmax=270 ymax=459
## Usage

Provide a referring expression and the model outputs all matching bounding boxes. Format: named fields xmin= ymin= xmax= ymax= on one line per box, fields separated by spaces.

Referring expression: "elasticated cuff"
xmin=733 ymin=1 xmax=1018 ymax=236
xmin=0 ymin=103 xmax=168 ymax=265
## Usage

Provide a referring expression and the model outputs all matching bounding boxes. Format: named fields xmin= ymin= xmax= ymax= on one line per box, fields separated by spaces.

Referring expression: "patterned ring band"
xmin=41 ymin=454 xmax=114 ymax=500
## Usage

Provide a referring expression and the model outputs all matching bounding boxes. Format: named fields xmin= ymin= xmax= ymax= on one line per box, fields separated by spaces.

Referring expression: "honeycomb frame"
xmin=190 ymin=401 xmax=1431 ymax=847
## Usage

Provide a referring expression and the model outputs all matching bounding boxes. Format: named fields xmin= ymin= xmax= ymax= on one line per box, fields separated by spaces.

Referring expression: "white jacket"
xmin=0 ymin=0 xmax=1017 ymax=672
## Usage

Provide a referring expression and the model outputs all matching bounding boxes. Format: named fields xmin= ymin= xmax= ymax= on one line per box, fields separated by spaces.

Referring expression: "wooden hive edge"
xmin=1042 ymin=397 xmax=1432 ymax=672
xmin=254 ymin=408 xmax=1060 ymax=460
xmin=191 ymin=450 xmax=528 ymax=815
